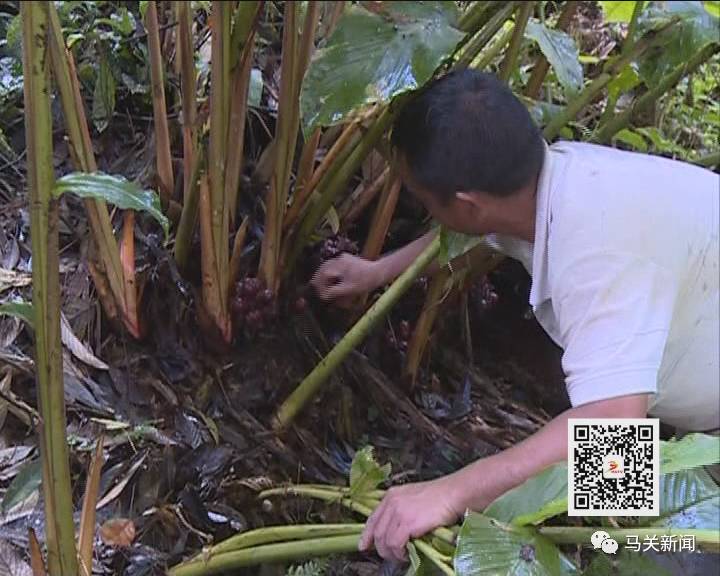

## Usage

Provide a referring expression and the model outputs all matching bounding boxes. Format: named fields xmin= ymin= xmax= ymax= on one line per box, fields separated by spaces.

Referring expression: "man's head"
xmin=392 ymin=70 xmax=545 ymax=235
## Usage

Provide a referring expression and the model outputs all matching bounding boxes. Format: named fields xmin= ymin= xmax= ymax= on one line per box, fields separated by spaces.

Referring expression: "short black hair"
xmin=391 ymin=70 xmax=545 ymax=202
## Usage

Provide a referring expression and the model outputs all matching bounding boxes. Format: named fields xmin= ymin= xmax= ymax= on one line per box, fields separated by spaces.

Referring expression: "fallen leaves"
xmin=99 ymin=518 xmax=136 ymax=548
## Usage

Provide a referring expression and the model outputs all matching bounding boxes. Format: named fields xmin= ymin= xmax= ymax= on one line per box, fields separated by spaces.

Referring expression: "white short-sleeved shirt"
xmin=488 ymin=142 xmax=719 ymax=431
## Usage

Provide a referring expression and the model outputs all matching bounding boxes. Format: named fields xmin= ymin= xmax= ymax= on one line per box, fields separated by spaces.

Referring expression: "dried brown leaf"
xmin=99 ymin=518 xmax=136 ymax=548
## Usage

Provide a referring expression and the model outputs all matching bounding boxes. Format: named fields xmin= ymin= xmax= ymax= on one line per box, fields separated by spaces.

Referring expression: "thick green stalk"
xmin=21 ymin=4 xmax=78 ymax=574
xmin=472 ymin=24 xmax=515 ymax=71
xmin=456 ymin=2 xmax=517 ymax=69
xmin=414 ymin=539 xmax=455 ymax=576
xmin=174 ymin=147 xmax=204 ymax=271
xmin=543 ymin=24 xmax=674 ymax=140
xmin=285 ymin=108 xmax=394 ymax=274
xmin=539 ymin=527 xmax=720 ymax=553
xmin=211 ymin=524 xmax=363 ymax=555
xmin=498 ymin=2 xmax=534 ymax=83
xmin=595 ymin=43 xmax=720 ymax=143
xmin=275 ymin=235 xmax=440 ymax=429
xmin=168 ymin=535 xmax=360 ymax=576
xmin=457 ymin=1 xmax=493 ymax=34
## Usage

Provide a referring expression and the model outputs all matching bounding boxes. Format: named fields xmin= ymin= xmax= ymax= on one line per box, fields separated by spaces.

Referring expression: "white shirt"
xmin=488 ymin=142 xmax=719 ymax=431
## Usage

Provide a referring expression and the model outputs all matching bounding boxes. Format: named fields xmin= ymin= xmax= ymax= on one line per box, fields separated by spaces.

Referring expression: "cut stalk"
xmin=456 ymin=2 xmax=517 ymax=69
xmin=543 ymin=24 xmax=674 ymax=140
xmin=595 ymin=43 xmax=720 ymax=143
xmin=169 ymin=535 xmax=361 ymax=576
xmin=274 ymin=235 xmax=440 ymax=430
xmin=211 ymin=524 xmax=363 ymax=555
xmin=77 ymin=437 xmax=105 ymax=576
xmin=498 ymin=2 xmax=534 ymax=83
xmin=21 ymin=4 xmax=78 ymax=574
xmin=146 ymin=1 xmax=175 ymax=205
xmin=524 ymin=1 xmax=579 ymax=98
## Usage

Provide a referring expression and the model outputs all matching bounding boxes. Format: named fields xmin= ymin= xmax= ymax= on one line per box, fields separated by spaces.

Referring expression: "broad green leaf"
xmin=485 ymin=463 xmax=569 ymax=526
xmin=349 ymin=446 xmax=390 ymax=498
xmin=599 ymin=1 xmax=647 ymax=23
xmin=613 ymin=129 xmax=648 ymax=151
xmin=454 ymin=513 xmax=564 ymax=576
xmin=705 ymin=1 xmax=720 ymax=18
xmin=0 ymin=301 xmax=34 ymax=327
xmin=92 ymin=57 xmax=116 ymax=133
xmin=635 ymin=127 xmax=683 ymax=154
xmin=582 ymin=548 xmax=672 ymax=576
xmin=525 ymin=20 xmax=583 ymax=96
xmin=637 ymin=1 xmax=720 ymax=87
xmin=647 ymin=468 xmax=720 ymax=529
xmin=660 ymin=433 xmax=720 ymax=474
xmin=0 ymin=458 xmax=42 ymax=514
xmin=301 ymin=2 xmax=465 ymax=131
xmin=53 ymin=172 xmax=169 ymax=236
xmin=438 ymin=229 xmax=483 ymax=267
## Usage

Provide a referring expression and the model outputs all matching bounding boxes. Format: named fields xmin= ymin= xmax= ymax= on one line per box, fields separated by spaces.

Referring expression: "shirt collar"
xmin=529 ymin=142 xmax=566 ymax=307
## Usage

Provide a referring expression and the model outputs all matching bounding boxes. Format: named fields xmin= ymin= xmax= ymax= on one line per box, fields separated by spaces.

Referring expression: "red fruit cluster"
xmin=319 ymin=235 xmax=359 ymax=261
xmin=385 ymin=319 xmax=412 ymax=352
xmin=232 ymin=277 xmax=276 ymax=332
xmin=473 ymin=277 xmax=499 ymax=310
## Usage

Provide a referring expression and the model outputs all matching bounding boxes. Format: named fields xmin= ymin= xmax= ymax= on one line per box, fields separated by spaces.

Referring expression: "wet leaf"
xmin=646 ymin=468 xmax=720 ymax=529
xmin=438 ymin=229 xmax=482 ymax=268
xmin=660 ymin=433 xmax=720 ymax=474
xmin=484 ymin=463 xmax=568 ymax=526
xmin=0 ymin=303 xmax=34 ymax=327
xmin=301 ymin=2 xmax=465 ymax=131
xmin=525 ymin=20 xmax=583 ymax=96
xmin=454 ymin=513 xmax=563 ymax=576
xmin=349 ymin=446 xmax=391 ymax=498
xmin=0 ymin=459 xmax=41 ymax=515
xmin=582 ymin=548 xmax=671 ymax=576
xmin=99 ymin=518 xmax=136 ymax=547
xmin=637 ymin=0 xmax=720 ymax=87
xmin=53 ymin=172 xmax=169 ymax=237
xmin=92 ymin=57 xmax=115 ymax=133
xmin=0 ymin=540 xmax=32 ymax=576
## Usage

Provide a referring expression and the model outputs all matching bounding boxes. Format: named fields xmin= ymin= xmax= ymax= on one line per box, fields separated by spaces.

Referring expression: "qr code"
xmin=568 ymin=418 xmax=659 ymax=516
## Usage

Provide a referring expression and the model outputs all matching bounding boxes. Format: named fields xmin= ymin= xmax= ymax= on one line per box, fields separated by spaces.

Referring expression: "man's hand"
xmin=311 ymin=253 xmax=383 ymax=301
xmin=359 ymin=477 xmax=464 ymax=563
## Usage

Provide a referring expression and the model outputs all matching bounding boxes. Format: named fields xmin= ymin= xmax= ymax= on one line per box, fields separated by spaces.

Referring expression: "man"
xmin=311 ymin=70 xmax=720 ymax=562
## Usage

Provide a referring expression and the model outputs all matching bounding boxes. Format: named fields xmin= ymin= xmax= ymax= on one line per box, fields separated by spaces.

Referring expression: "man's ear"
xmin=456 ymin=191 xmax=485 ymax=210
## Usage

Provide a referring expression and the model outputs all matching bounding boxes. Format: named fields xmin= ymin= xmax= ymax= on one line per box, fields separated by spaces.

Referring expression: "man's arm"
xmin=360 ymin=393 xmax=649 ymax=562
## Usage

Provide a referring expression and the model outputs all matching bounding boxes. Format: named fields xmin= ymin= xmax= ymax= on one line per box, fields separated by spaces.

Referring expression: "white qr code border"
xmin=568 ymin=418 xmax=659 ymax=517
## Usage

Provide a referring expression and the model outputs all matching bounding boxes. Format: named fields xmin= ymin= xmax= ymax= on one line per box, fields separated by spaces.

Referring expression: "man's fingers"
xmin=359 ymin=501 xmax=386 ymax=551
xmin=386 ymin=519 xmax=409 ymax=562
xmin=372 ymin=504 xmax=397 ymax=560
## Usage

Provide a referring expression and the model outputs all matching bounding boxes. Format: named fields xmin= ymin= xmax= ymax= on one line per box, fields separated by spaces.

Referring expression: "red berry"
xmin=294 ymin=297 xmax=307 ymax=313
xmin=260 ymin=288 xmax=274 ymax=304
xmin=243 ymin=278 xmax=262 ymax=297
xmin=232 ymin=297 xmax=247 ymax=314
xmin=247 ymin=310 xmax=263 ymax=329
xmin=399 ymin=320 xmax=410 ymax=339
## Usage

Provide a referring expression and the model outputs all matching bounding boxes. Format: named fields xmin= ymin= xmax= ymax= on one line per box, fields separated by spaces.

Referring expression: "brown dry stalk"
xmin=341 ymin=165 xmax=390 ymax=226
xmin=119 ymin=212 xmax=140 ymax=338
xmin=228 ymin=216 xmax=250 ymax=294
xmin=146 ymin=1 xmax=175 ymax=205
xmin=77 ymin=437 xmax=105 ymax=576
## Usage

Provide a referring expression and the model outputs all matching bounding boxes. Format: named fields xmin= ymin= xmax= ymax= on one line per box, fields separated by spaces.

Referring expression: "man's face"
xmin=398 ymin=159 xmax=487 ymax=235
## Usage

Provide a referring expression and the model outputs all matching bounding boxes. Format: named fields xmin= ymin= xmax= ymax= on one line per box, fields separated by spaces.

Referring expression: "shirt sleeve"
xmin=552 ymin=251 xmax=678 ymax=408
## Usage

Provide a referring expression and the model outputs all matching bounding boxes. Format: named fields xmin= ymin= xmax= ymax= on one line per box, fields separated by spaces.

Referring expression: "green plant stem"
xmin=472 ymin=24 xmax=515 ymax=70
xmin=168 ymin=535 xmax=361 ymax=576
xmin=285 ymin=107 xmax=394 ymax=274
xmin=456 ymin=2 xmax=517 ymax=69
xmin=174 ymin=147 xmax=204 ymax=271
xmin=209 ymin=524 xmax=363 ymax=555
xmin=543 ymin=24 xmax=674 ymax=140
xmin=595 ymin=43 xmax=720 ymax=143
xmin=275 ymin=235 xmax=440 ymax=429
xmin=457 ymin=1 xmax=493 ymax=34
xmin=539 ymin=527 xmax=720 ymax=553
xmin=21 ymin=4 xmax=78 ymax=574
xmin=260 ymin=484 xmax=456 ymax=546
xmin=498 ymin=2 xmax=534 ymax=83
xmin=414 ymin=539 xmax=455 ymax=576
